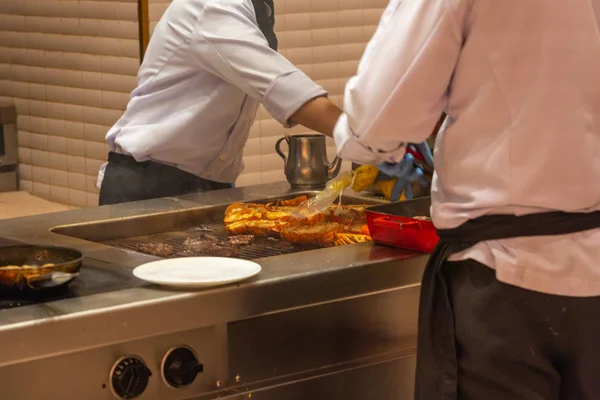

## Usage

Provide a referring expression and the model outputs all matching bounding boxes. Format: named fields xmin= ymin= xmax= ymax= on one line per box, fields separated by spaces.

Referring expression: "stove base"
xmin=0 ymin=286 xmax=418 ymax=400
xmin=208 ymin=355 xmax=416 ymax=400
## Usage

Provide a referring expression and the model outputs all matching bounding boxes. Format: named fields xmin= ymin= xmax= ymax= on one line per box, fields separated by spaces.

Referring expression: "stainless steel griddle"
xmin=0 ymin=183 xmax=429 ymax=400
xmin=53 ymin=193 xmax=377 ymax=260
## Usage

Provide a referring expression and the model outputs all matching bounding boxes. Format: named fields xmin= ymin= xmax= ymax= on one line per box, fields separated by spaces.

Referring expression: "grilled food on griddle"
xmin=265 ymin=236 xmax=295 ymax=250
xmin=136 ymin=242 xmax=175 ymax=257
xmin=182 ymin=236 xmax=239 ymax=257
xmin=225 ymin=219 xmax=284 ymax=236
xmin=135 ymin=232 xmax=257 ymax=259
xmin=183 ymin=236 xmax=216 ymax=250
xmin=223 ymin=195 xmax=373 ymax=247
xmin=179 ymin=243 xmax=239 ymax=257
xmin=187 ymin=225 xmax=214 ymax=233
xmin=228 ymin=235 xmax=255 ymax=245
xmin=275 ymin=195 xmax=308 ymax=206
xmin=280 ymin=222 xmax=340 ymax=247
xmin=184 ymin=233 xmax=220 ymax=244
xmin=329 ymin=208 xmax=366 ymax=226
xmin=135 ymin=195 xmax=373 ymax=259
xmin=334 ymin=233 xmax=372 ymax=246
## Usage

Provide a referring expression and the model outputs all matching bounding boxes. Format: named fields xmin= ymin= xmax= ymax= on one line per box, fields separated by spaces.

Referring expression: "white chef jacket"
xmin=334 ymin=0 xmax=600 ymax=297
xmin=97 ymin=0 xmax=326 ymax=187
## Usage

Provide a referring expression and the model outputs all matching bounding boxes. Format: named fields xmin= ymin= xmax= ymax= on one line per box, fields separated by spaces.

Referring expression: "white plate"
xmin=132 ymin=257 xmax=262 ymax=288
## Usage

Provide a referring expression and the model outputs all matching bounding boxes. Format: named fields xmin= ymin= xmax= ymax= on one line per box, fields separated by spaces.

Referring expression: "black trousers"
xmin=420 ymin=258 xmax=600 ymax=399
xmin=98 ymin=152 xmax=233 ymax=206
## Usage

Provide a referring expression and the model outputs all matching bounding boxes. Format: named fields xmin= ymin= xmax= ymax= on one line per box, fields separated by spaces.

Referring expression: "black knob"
xmin=110 ymin=356 xmax=152 ymax=399
xmin=162 ymin=347 xmax=204 ymax=388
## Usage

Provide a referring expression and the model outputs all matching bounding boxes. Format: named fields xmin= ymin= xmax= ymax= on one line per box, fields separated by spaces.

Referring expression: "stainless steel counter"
xmin=0 ymin=182 xmax=427 ymax=399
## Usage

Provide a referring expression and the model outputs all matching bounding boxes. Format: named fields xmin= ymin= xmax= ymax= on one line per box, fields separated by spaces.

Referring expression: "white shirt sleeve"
xmin=334 ymin=0 xmax=464 ymax=165
xmin=191 ymin=0 xmax=327 ymax=127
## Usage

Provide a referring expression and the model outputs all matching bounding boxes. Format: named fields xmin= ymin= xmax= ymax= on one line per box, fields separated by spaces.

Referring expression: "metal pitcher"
xmin=275 ymin=134 xmax=342 ymax=188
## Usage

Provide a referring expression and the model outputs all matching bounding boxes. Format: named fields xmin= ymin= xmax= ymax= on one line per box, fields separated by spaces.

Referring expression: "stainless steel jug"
xmin=275 ymin=134 xmax=342 ymax=188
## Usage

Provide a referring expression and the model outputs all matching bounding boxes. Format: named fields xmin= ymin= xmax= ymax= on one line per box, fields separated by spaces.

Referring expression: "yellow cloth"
xmin=351 ymin=165 xmax=406 ymax=201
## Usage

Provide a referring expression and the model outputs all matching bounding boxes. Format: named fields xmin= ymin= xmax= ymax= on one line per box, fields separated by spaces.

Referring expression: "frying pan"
xmin=0 ymin=245 xmax=84 ymax=292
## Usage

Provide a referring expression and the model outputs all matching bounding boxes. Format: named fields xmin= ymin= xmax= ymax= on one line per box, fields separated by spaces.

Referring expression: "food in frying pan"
xmin=0 ymin=263 xmax=56 ymax=270
xmin=223 ymin=196 xmax=373 ymax=247
xmin=0 ymin=246 xmax=84 ymax=292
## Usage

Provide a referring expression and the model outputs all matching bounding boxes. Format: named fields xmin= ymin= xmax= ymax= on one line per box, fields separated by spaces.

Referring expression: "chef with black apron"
xmin=97 ymin=0 xmax=342 ymax=205
xmin=333 ymin=0 xmax=600 ymax=398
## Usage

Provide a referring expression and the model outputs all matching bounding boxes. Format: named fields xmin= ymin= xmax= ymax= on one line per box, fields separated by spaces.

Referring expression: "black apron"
xmin=98 ymin=152 xmax=233 ymax=206
xmin=251 ymin=0 xmax=278 ymax=51
xmin=415 ymin=209 xmax=600 ymax=399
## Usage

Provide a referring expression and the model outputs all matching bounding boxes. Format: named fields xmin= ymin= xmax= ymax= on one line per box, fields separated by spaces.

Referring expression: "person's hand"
xmin=351 ymin=164 xmax=380 ymax=193
xmin=376 ymin=142 xmax=433 ymax=201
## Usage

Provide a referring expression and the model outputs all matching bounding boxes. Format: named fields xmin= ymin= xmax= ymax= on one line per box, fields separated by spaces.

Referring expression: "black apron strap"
xmin=251 ymin=0 xmax=278 ymax=51
xmin=415 ymin=210 xmax=600 ymax=400
xmin=98 ymin=152 xmax=233 ymax=206
xmin=438 ymin=210 xmax=600 ymax=243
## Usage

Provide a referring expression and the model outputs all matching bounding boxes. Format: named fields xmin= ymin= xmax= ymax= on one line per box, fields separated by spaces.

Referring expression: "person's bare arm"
xmin=289 ymin=96 xmax=343 ymax=138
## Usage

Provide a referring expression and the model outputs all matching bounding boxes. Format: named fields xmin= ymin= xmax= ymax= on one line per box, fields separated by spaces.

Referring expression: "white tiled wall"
xmin=0 ymin=0 xmax=386 ymax=206
xmin=0 ymin=0 xmax=140 ymax=206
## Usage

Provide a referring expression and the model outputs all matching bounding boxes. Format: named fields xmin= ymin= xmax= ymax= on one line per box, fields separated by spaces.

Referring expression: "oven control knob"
xmin=161 ymin=346 xmax=204 ymax=388
xmin=109 ymin=356 xmax=152 ymax=399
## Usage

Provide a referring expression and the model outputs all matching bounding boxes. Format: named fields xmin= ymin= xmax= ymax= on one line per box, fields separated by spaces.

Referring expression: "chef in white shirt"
xmin=97 ymin=0 xmax=343 ymax=205
xmin=333 ymin=0 xmax=600 ymax=398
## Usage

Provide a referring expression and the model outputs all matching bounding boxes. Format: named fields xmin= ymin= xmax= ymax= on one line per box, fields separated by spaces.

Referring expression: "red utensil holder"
xmin=366 ymin=210 xmax=439 ymax=253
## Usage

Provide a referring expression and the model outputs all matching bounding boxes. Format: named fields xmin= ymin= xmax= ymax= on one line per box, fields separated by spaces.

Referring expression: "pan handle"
xmin=26 ymin=271 xmax=80 ymax=289
xmin=373 ymin=216 xmax=423 ymax=230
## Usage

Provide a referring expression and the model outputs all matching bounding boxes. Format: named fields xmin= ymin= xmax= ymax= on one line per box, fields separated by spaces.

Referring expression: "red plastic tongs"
xmin=406 ymin=146 xmax=426 ymax=163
